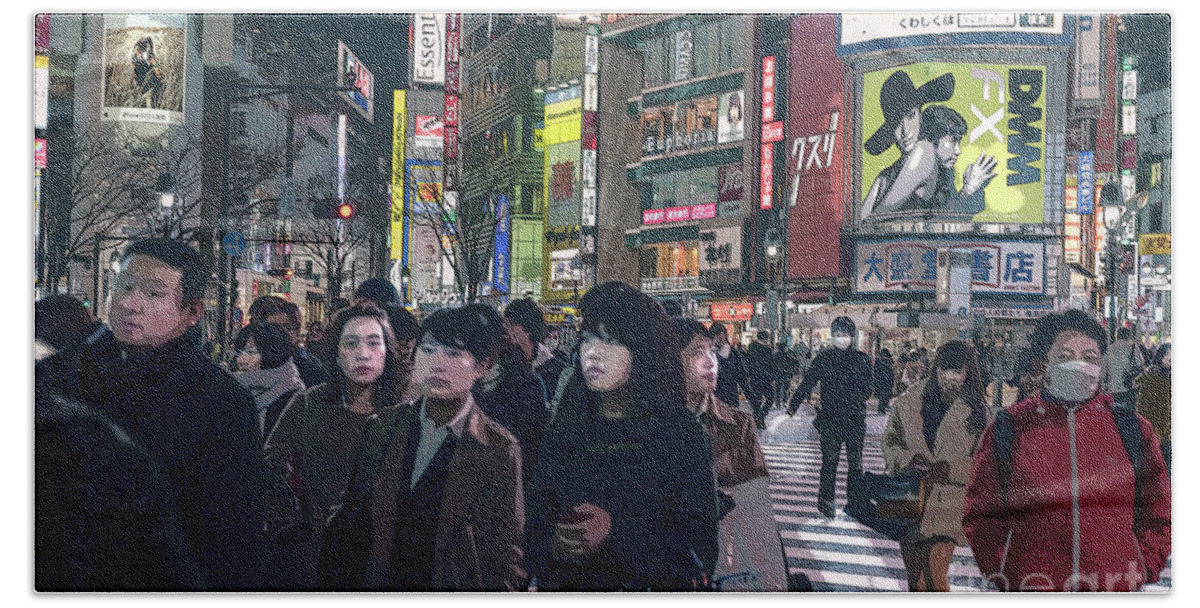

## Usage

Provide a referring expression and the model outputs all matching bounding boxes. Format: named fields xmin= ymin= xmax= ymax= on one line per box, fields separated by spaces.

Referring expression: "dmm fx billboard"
xmin=856 ymin=239 xmax=1045 ymax=295
xmin=543 ymin=86 xmax=583 ymax=229
xmin=858 ymin=62 xmax=1046 ymax=224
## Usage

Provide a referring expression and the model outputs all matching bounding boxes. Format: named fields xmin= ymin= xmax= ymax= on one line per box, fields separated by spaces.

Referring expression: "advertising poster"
xmin=414 ymin=115 xmax=445 ymax=149
xmin=101 ymin=14 xmax=186 ymax=125
xmin=492 ymin=195 xmax=511 ymax=295
xmin=838 ymin=13 xmax=1071 ymax=54
xmin=856 ymin=239 xmax=1045 ymax=295
xmin=717 ymin=90 xmax=745 ymax=143
xmin=390 ymin=90 xmax=407 ymax=261
xmin=859 ymin=62 xmax=1046 ymax=224
xmin=339 ymin=41 xmax=374 ymax=123
xmin=546 ymin=141 xmax=582 ymax=228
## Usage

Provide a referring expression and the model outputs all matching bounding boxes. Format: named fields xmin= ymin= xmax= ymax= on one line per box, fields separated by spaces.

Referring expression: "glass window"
xmin=693 ymin=21 xmax=718 ymax=78
xmin=652 ymin=172 xmax=676 ymax=209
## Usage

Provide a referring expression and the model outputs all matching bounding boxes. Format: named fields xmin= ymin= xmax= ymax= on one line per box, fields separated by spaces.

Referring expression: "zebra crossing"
xmin=760 ymin=441 xmax=1171 ymax=593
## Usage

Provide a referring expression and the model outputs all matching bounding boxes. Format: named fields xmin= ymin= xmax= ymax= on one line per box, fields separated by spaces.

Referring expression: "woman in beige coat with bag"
xmin=881 ymin=341 xmax=990 ymax=591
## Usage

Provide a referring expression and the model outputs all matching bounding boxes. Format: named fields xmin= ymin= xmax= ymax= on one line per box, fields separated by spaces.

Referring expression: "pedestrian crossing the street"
xmin=760 ymin=441 xmax=1171 ymax=593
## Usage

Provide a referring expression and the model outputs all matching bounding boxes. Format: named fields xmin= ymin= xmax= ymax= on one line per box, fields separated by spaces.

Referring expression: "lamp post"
xmin=155 ymin=172 xmax=177 ymax=238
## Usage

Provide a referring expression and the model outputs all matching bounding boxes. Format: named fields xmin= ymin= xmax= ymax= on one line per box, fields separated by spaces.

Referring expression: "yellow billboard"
xmin=1139 ymin=233 xmax=1171 ymax=255
xmin=544 ymin=97 xmax=582 ymax=146
xmin=390 ymin=90 xmax=407 ymax=260
xmin=859 ymin=62 xmax=1046 ymax=224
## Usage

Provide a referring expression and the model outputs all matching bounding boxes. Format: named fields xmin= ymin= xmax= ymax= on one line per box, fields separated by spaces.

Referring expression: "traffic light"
xmin=312 ymin=198 xmax=355 ymax=219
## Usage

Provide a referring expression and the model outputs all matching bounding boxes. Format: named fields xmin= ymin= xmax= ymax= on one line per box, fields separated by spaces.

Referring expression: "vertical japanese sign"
xmin=442 ymin=14 xmax=461 ymax=215
xmin=1074 ymin=14 xmax=1101 ymax=102
xmin=100 ymin=14 xmax=187 ymax=125
xmin=1077 ymin=151 xmax=1095 ymax=214
xmin=493 ymin=195 xmax=510 ymax=295
xmin=411 ymin=13 xmax=446 ymax=86
xmin=760 ymin=144 xmax=774 ymax=209
xmin=760 ymin=55 xmax=777 ymax=210
xmin=859 ymin=62 xmax=1046 ymax=224
xmin=35 ymin=15 xmax=50 ymax=130
xmin=762 ymin=56 xmax=776 ymax=122
xmin=337 ymin=114 xmax=348 ymax=200
xmin=788 ymin=14 xmax=844 ymax=280
xmin=391 ymin=90 xmax=408 ymax=261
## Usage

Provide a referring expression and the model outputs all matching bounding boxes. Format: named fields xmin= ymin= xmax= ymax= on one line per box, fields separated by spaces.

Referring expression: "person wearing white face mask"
xmin=786 ymin=316 xmax=874 ymax=518
xmin=962 ymin=310 xmax=1171 ymax=592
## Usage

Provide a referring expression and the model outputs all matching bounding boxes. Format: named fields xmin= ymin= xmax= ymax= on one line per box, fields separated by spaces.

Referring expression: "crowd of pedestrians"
xmin=34 ymin=237 xmax=1170 ymax=593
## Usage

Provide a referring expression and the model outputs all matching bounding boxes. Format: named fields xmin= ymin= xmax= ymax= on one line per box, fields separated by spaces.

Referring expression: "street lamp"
xmin=156 ymin=172 xmax=177 ymax=238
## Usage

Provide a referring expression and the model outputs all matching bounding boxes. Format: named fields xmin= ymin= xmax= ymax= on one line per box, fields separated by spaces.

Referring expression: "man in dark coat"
xmin=709 ymin=322 xmax=757 ymax=418
xmin=35 ymin=392 xmax=205 ymax=590
xmin=41 ymin=238 xmax=266 ymax=589
xmin=744 ymin=331 xmax=777 ymax=429
xmin=786 ymin=316 xmax=872 ymax=517
xmin=873 ymin=348 xmax=895 ymax=414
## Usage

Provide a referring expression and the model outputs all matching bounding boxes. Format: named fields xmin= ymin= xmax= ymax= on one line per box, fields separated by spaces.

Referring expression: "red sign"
xmin=643 ymin=208 xmax=666 ymax=224
xmin=787 ymin=14 xmax=845 ymax=280
xmin=665 ymin=206 xmax=690 ymax=222
xmin=34 ymin=138 xmax=47 ymax=169
xmin=444 ymin=63 xmax=460 ymax=94
xmin=711 ymin=302 xmax=754 ymax=322
xmin=444 ymin=94 xmax=459 ymax=126
xmin=762 ymin=120 xmax=783 ymax=143
xmin=444 ymin=125 xmax=458 ymax=159
xmin=690 ymin=203 xmax=716 ymax=220
xmin=446 ymin=30 xmax=460 ymax=63
xmin=762 ymin=56 xmax=776 ymax=123
xmin=760 ymin=143 xmax=774 ymax=209
xmin=1122 ymin=138 xmax=1138 ymax=170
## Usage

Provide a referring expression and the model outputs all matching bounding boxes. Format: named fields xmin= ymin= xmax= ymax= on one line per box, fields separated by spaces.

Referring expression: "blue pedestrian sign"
xmin=223 ymin=231 xmax=247 ymax=256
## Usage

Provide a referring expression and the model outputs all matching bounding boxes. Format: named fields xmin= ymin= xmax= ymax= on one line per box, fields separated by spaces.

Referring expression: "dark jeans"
xmin=817 ymin=425 xmax=864 ymax=506
xmin=775 ymin=378 xmax=791 ymax=408
xmin=876 ymin=390 xmax=893 ymax=414
xmin=749 ymin=380 xmax=773 ymax=426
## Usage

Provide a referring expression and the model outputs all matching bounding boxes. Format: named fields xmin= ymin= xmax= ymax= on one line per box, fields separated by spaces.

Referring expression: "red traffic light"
xmin=337 ymin=203 xmax=354 ymax=219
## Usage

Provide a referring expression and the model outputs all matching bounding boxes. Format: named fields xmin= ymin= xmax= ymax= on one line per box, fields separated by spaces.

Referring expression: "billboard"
xmin=856 ymin=239 xmax=1046 ymax=295
xmin=788 ymin=13 xmax=845 ymax=279
xmin=546 ymin=141 xmax=582 ymax=228
xmin=390 ymin=90 xmax=407 ymax=261
xmin=858 ymin=62 xmax=1046 ymax=224
xmin=492 ymin=195 xmax=511 ymax=296
xmin=412 ymin=13 xmax=446 ymax=86
xmin=101 ymin=14 xmax=186 ymax=125
xmin=838 ymin=13 xmax=1072 ymax=54
xmin=414 ymin=115 xmax=444 ymax=148
xmin=338 ymin=41 xmax=374 ymax=123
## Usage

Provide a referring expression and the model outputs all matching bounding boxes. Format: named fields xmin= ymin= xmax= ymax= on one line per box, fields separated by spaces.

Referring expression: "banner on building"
xmin=414 ymin=115 xmax=445 ymax=148
xmin=698 ymin=226 xmax=742 ymax=274
xmin=492 ymin=195 xmax=511 ymax=295
xmin=855 ymin=239 xmax=1046 ymax=295
xmin=859 ymin=62 xmax=1047 ymax=225
xmin=390 ymin=90 xmax=407 ymax=260
xmin=35 ymin=138 xmax=47 ymax=170
xmin=101 ymin=14 xmax=187 ymax=125
xmin=412 ymin=13 xmax=446 ymax=86
xmin=35 ymin=55 xmax=49 ymax=130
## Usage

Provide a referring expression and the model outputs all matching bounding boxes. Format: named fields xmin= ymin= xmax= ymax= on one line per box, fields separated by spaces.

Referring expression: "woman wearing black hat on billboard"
xmin=860 ymin=71 xmax=954 ymax=221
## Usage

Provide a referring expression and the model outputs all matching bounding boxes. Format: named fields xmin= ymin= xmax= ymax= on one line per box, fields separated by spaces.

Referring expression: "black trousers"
xmin=749 ymin=380 xmax=773 ymax=425
xmin=817 ymin=425 xmax=865 ymax=506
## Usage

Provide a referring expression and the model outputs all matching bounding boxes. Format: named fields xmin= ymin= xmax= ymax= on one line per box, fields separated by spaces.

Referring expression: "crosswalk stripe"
xmin=764 ymin=438 xmax=1169 ymax=593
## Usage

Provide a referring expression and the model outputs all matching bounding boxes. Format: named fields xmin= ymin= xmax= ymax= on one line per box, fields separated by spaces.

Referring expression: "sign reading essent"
xmin=855 ymin=239 xmax=1045 ymax=295
xmin=412 ymin=14 xmax=446 ymax=86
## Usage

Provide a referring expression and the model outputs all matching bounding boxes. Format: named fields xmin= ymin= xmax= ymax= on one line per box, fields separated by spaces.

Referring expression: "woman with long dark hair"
xmin=262 ymin=302 xmax=408 ymax=588
xmin=525 ymin=282 xmax=719 ymax=591
xmin=881 ymin=340 xmax=989 ymax=591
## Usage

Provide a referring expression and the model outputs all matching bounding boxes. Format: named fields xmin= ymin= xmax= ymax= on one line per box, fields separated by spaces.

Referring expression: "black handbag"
xmin=845 ymin=469 xmax=927 ymax=541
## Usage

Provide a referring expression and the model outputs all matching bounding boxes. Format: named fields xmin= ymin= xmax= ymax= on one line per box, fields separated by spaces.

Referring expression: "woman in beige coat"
xmin=881 ymin=340 xmax=989 ymax=591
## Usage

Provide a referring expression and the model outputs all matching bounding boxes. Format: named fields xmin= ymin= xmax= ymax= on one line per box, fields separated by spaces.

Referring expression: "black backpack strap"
xmin=992 ymin=409 xmax=1015 ymax=513
xmin=1111 ymin=404 xmax=1145 ymax=532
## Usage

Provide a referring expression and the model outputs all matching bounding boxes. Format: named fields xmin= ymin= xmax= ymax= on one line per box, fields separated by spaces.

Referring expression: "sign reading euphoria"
xmin=855 ymin=239 xmax=1045 ymax=295
xmin=858 ymin=62 xmax=1046 ymax=224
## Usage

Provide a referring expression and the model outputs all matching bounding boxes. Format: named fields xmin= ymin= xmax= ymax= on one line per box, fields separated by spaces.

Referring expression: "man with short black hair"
xmin=503 ymin=298 xmax=567 ymax=397
xmin=42 ymin=238 xmax=266 ymax=589
xmin=963 ymin=310 xmax=1170 ymax=591
xmin=251 ymin=295 xmax=329 ymax=389
xmin=745 ymin=330 xmax=776 ymax=430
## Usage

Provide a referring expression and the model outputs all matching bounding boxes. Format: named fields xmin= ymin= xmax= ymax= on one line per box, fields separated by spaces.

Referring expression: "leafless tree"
xmin=289 ymin=172 xmax=370 ymax=301
xmin=408 ymin=184 xmax=502 ymax=303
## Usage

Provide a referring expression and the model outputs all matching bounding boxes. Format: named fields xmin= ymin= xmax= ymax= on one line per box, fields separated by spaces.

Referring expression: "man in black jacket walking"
xmin=786 ymin=316 xmax=872 ymax=518
xmin=745 ymin=331 xmax=777 ymax=429
xmin=709 ymin=322 xmax=757 ymax=416
xmin=40 ymin=239 xmax=266 ymax=589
